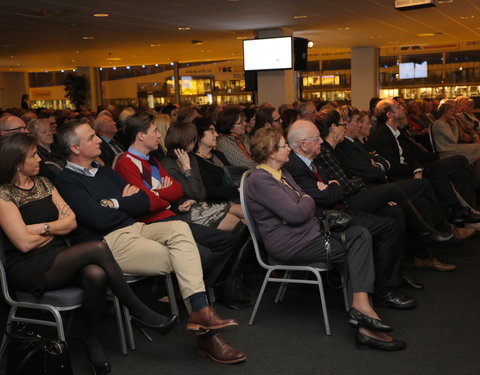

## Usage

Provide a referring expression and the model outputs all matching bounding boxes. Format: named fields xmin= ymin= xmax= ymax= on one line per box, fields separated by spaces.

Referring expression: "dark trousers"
xmin=351 ymin=212 xmax=399 ymax=295
xmin=289 ymin=226 xmax=375 ymax=294
xmin=422 ymin=156 xmax=471 ymax=209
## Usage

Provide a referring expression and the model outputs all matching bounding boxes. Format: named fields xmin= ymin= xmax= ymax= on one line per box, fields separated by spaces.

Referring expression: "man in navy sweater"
xmin=55 ymin=119 xmax=246 ymax=365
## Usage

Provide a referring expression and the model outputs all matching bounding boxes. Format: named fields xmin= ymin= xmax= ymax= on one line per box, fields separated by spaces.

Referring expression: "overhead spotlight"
xmin=99 ymin=68 xmax=103 ymax=70
xmin=307 ymin=41 xmax=314 ymax=48
xmin=126 ymin=66 xmax=130 ymax=69
xmin=142 ymin=65 xmax=146 ymax=68
xmin=170 ymin=62 xmax=174 ymax=66
xmin=155 ymin=64 xmax=159 ymax=67
xmin=177 ymin=27 xmax=191 ymax=31
xmin=93 ymin=13 xmax=109 ymax=17
xmin=113 ymin=66 xmax=117 ymax=70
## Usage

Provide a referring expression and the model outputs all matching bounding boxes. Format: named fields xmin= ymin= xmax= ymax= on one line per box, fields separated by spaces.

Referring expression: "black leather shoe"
xmin=86 ymin=345 xmax=111 ymax=375
xmin=402 ymin=275 xmax=424 ymax=290
xmin=347 ymin=308 xmax=393 ymax=332
xmin=373 ymin=290 xmax=417 ymax=310
xmin=419 ymin=230 xmax=454 ymax=244
xmin=355 ymin=332 xmax=406 ymax=351
xmin=131 ymin=314 xmax=178 ymax=335
xmin=451 ymin=207 xmax=480 ymax=224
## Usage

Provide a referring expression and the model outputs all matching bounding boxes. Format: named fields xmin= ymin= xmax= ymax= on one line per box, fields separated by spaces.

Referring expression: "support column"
xmin=351 ymin=47 xmax=379 ymax=110
xmin=255 ymin=28 xmax=297 ymax=109
xmin=173 ymin=62 xmax=181 ymax=104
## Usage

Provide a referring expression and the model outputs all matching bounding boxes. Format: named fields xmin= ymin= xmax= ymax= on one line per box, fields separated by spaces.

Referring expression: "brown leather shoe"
xmin=187 ymin=306 xmax=239 ymax=332
xmin=414 ymin=256 xmax=457 ymax=272
xmin=197 ymin=334 xmax=246 ymax=364
xmin=452 ymin=226 xmax=476 ymax=241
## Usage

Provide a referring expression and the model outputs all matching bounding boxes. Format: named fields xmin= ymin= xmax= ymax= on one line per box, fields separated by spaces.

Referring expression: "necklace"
xmin=196 ymin=150 xmax=212 ymax=159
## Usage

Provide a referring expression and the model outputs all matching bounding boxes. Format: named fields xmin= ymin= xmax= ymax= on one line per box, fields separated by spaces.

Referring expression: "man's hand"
xmin=122 ymin=184 xmax=140 ymax=197
xmin=158 ymin=176 xmax=173 ymax=189
xmin=317 ymin=181 xmax=328 ymax=191
xmin=387 ymin=201 xmax=397 ymax=206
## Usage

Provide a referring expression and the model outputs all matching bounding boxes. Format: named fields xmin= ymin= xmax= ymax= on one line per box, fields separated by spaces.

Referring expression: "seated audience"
xmin=54 ymin=119 xmax=246 ymax=365
xmin=455 ymin=96 xmax=480 ymax=143
xmin=216 ymin=106 xmax=256 ymax=169
xmin=93 ymin=113 xmax=125 ymax=167
xmin=0 ymin=133 xmax=178 ymax=374
xmin=28 ymin=118 xmax=66 ymax=177
xmin=193 ymin=117 xmax=242 ymax=202
xmin=161 ymin=121 xmax=244 ymax=231
xmin=251 ymin=107 xmax=281 ymax=134
xmin=244 ymin=127 xmax=406 ymax=351
xmin=149 ymin=113 xmax=170 ymax=161
xmin=369 ymin=98 xmax=480 ymax=223
xmin=113 ymin=113 xmax=236 ymax=287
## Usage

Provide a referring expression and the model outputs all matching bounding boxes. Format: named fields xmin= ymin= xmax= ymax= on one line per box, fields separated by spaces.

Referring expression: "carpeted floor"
xmin=2 ymin=234 xmax=480 ymax=375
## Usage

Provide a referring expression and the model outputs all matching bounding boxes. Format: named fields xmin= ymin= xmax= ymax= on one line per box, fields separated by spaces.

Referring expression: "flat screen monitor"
xmin=243 ymin=36 xmax=293 ymax=71
xmin=399 ymin=61 xmax=428 ymax=79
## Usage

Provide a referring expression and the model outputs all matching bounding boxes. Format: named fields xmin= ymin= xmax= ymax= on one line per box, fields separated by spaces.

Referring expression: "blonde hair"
xmin=154 ymin=114 xmax=171 ymax=154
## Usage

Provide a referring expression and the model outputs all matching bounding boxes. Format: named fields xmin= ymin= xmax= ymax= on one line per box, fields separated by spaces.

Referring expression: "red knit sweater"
xmin=114 ymin=151 xmax=183 ymax=223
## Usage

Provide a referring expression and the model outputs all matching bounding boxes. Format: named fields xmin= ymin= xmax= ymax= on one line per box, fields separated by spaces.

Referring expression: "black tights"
xmin=43 ymin=241 xmax=166 ymax=343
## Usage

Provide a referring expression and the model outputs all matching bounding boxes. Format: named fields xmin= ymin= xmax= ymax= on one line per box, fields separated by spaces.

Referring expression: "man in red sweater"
xmin=114 ymin=112 xmax=234 ymax=289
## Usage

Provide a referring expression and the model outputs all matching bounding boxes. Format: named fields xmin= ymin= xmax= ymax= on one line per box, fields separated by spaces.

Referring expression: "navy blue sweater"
xmin=55 ymin=166 xmax=149 ymax=243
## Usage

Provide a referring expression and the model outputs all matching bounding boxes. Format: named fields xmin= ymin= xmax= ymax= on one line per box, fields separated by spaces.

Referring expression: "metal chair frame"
xmin=239 ymin=170 xmax=349 ymax=336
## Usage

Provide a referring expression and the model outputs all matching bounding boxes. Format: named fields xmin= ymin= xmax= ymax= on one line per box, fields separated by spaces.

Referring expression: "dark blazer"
xmin=283 ymin=152 xmax=344 ymax=212
xmin=368 ymin=122 xmax=414 ymax=180
xmin=100 ymin=138 xmax=124 ymax=167
xmin=335 ymin=138 xmax=387 ymax=184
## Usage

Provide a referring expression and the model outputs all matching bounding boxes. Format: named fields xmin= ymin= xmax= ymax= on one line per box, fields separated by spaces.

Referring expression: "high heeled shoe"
xmin=131 ymin=314 xmax=178 ymax=335
xmin=347 ymin=308 xmax=393 ymax=332
xmin=355 ymin=332 xmax=406 ymax=351
xmin=86 ymin=346 xmax=111 ymax=375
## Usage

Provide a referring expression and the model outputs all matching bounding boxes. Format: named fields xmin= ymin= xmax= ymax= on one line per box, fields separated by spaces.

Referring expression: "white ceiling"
xmin=1 ymin=0 xmax=479 ymax=71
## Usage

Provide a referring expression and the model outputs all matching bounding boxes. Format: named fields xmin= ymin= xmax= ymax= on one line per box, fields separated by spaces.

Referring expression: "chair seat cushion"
xmin=16 ymin=287 xmax=84 ymax=307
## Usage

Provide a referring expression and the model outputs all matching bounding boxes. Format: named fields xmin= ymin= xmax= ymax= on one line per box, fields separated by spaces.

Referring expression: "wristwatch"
xmin=100 ymin=199 xmax=110 ymax=208
xmin=43 ymin=223 xmax=50 ymax=236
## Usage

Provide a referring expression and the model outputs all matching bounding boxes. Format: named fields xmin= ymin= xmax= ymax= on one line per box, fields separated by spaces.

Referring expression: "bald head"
xmin=0 ymin=116 xmax=29 ymax=136
xmin=287 ymin=120 xmax=322 ymax=158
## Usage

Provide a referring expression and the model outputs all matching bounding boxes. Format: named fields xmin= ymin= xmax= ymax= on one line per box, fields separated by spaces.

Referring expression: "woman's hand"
xmin=122 ymin=184 xmax=139 ymax=197
xmin=317 ymin=181 xmax=328 ymax=191
xmin=177 ymin=199 xmax=195 ymax=212
xmin=174 ymin=149 xmax=191 ymax=171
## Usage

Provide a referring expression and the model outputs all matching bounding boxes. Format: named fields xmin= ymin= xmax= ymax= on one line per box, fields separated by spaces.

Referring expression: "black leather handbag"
xmin=322 ymin=210 xmax=352 ymax=231
xmin=0 ymin=324 xmax=73 ymax=375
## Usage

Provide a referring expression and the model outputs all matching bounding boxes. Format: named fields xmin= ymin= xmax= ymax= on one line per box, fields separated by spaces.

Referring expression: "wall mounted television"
xmin=399 ymin=61 xmax=428 ymax=79
xmin=243 ymin=36 xmax=293 ymax=71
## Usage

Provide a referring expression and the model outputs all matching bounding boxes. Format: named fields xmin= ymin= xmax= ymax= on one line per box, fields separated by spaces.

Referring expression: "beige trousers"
xmin=104 ymin=221 xmax=205 ymax=299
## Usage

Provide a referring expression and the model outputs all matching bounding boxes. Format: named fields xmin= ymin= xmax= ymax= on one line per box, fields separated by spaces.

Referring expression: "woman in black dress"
xmin=0 ymin=133 xmax=176 ymax=375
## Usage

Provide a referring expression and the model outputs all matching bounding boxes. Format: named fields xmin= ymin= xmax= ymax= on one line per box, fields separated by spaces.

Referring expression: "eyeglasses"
xmin=208 ymin=126 xmax=217 ymax=133
xmin=336 ymin=122 xmax=347 ymax=127
xmin=302 ymin=136 xmax=321 ymax=142
xmin=272 ymin=117 xmax=281 ymax=123
xmin=4 ymin=126 xmax=29 ymax=133
xmin=278 ymin=143 xmax=290 ymax=149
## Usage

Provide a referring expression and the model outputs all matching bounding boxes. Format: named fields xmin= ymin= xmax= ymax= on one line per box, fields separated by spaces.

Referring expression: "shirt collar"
xmin=128 ymin=146 xmax=149 ymax=161
xmin=386 ymin=124 xmax=400 ymax=138
xmin=257 ymin=163 xmax=283 ymax=181
xmin=99 ymin=135 xmax=112 ymax=143
xmin=344 ymin=136 xmax=355 ymax=142
xmin=294 ymin=151 xmax=314 ymax=169
xmin=65 ymin=160 xmax=100 ymax=177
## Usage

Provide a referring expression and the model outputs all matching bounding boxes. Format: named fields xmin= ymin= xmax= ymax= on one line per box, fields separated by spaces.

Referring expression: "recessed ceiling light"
xmin=155 ymin=64 xmax=159 ymax=67
xmin=177 ymin=27 xmax=191 ymax=31
xmin=82 ymin=36 xmax=95 ymax=40
xmin=126 ymin=66 xmax=130 ymax=69
xmin=437 ymin=0 xmax=453 ymax=3
xmin=307 ymin=41 xmax=314 ymax=48
xmin=113 ymin=67 xmax=117 ymax=70
xmin=236 ymin=36 xmax=249 ymax=40
xmin=293 ymin=15 xmax=307 ymax=19
xmin=150 ymin=43 xmax=161 ymax=47
xmin=417 ymin=33 xmax=435 ymax=37
xmin=142 ymin=65 xmax=146 ymax=68
xmin=99 ymin=68 xmax=103 ymax=70
xmin=460 ymin=15 xmax=474 ymax=19
xmin=93 ymin=13 xmax=109 ymax=17
xmin=106 ymin=57 xmax=122 ymax=61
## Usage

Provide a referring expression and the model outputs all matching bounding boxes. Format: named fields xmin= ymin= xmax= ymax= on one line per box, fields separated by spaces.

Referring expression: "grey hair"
xmin=56 ymin=119 xmax=85 ymax=157
xmin=287 ymin=121 xmax=311 ymax=150
xmin=27 ymin=118 xmax=49 ymax=138
xmin=118 ymin=107 xmax=136 ymax=127
xmin=92 ymin=117 xmax=108 ymax=133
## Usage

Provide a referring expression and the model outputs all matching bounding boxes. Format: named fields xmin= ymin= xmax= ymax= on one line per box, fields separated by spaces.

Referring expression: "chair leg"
xmin=249 ymin=269 xmax=272 ymax=326
xmin=123 ymin=306 xmax=136 ymax=351
xmin=275 ymin=270 xmax=292 ymax=303
xmin=340 ymin=272 xmax=351 ymax=312
xmin=314 ymin=270 xmax=331 ymax=336
xmin=207 ymin=287 xmax=216 ymax=306
xmin=112 ymin=296 xmax=128 ymax=355
xmin=165 ymin=273 xmax=180 ymax=323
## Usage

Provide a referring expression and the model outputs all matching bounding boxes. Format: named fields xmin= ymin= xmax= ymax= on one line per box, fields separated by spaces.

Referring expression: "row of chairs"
xmin=0 ymin=170 xmax=350 ymax=358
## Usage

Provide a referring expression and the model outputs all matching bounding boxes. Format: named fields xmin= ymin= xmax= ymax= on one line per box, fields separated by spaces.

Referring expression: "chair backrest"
xmin=428 ymin=122 xmax=437 ymax=153
xmin=0 ymin=230 xmax=16 ymax=305
xmin=111 ymin=151 xmax=124 ymax=169
xmin=239 ymin=170 xmax=273 ymax=270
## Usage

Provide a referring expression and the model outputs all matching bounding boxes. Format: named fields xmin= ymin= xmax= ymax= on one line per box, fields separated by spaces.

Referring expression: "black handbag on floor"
xmin=0 ymin=323 xmax=73 ymax=375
